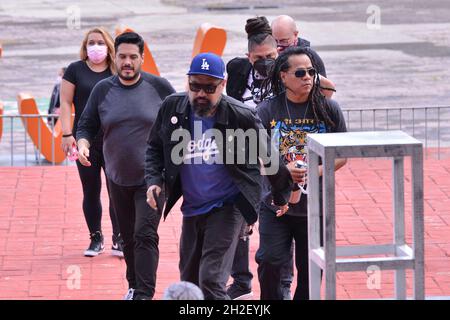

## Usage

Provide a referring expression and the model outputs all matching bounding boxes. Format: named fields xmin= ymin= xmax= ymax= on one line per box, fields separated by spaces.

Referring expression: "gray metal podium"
xmin=306 ymin=130 xmax=424 ymax=300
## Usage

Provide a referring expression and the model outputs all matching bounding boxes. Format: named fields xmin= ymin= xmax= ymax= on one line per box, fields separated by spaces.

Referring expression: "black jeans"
xmin=107 ymin=179 xmax=162 ymax=300
xmin=76 ymin=143 xmax=120 ymax=236
xmin=180 ymin=205 xmax=243 ymax=300
xmin=229 ymin=224 xmax=253 ymax=291
xmin=256 ymin=206 xmax=322 ymax=300
xmin=230 ymin=221 xmax=294 ymax=291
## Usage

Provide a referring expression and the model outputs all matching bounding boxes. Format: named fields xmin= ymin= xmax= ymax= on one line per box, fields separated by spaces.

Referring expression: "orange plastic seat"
xmin=192 ymin=23 xmax=227 ymax=57
xmin=17 ymin=93 xmax=73 ymax=164
xmin=183 ymin=23 xmax=228 ymax=91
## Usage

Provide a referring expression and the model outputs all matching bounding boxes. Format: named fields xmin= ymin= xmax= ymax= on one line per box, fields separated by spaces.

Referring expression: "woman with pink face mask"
xmin=60 ymin=27 xmax=123 ymax=258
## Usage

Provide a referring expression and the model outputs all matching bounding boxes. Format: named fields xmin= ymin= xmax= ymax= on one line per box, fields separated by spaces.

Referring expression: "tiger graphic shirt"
xmin=257 ymin=92 xmax=347 ymax=216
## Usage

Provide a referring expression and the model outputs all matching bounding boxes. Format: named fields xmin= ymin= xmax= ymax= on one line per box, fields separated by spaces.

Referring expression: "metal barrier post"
xmin=10 ymin=117 xmax=14 ymax=165
xmin=51 ymin=116 xmax=55 ymax=165
xmin=307 ymin=131 xmax=425 ymax=300
xmin=24 ymin=117 xmax=28 ymax=166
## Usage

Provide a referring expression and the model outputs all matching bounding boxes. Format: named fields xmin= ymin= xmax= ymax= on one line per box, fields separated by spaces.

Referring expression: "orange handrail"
xmin=192 ymin=23 xmax=227 ymax=57
xmin=115 ymin=27 xmax=160 ymax=76
xmin=17 ymin=93 xmax=73 ymax=164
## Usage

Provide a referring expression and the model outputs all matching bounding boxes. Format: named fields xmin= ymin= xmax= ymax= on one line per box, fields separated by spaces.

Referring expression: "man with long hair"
xmin=257 ymin=47 xmax=347 ymax=300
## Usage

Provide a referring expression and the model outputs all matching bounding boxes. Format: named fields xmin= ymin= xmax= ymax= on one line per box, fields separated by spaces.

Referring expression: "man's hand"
xmin=77 ymin=139 xmax=91 ymax=166
xmin=77 ymin=145 xmax=91 ymax=166
xmin=275 ymin=203 xmax=290 ymax=217
xmin=146 ymin=185 xmax=162 ymax=209
xmin=286 ymin=161 xmax=307 ymax=184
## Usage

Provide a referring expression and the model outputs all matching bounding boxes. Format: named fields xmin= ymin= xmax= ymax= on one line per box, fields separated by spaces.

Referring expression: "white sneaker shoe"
xmin=111 ymin=234 xmax=124 ymax=258
xmin=123 ymin=288 xmax=135 ymax=300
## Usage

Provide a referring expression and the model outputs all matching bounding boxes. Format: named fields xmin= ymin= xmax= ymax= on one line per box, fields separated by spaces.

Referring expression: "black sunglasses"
xmin=292 ymin=68 xmax=316 ymax=78
xmin=189 ymin=82 xmax=221 ymax=94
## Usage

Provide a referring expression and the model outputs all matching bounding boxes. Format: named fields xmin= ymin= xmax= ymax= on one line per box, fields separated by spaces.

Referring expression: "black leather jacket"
xmin=145 ymin=92 xmax=293 ymax=224
xmin=226 ymin=57 xmax=252 ymax=102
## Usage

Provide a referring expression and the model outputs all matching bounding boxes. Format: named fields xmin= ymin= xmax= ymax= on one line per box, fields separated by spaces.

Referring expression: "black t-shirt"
xmin=257 ymin=92 xmax=347 ymax=216
xmin=63 ymin=60 xmax=112 ymax=139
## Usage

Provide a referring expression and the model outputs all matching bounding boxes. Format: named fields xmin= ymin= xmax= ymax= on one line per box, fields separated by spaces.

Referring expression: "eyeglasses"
xmin=189 ymin=82 xmax=221 ymax=94
xmin=287 ymin=68 xmax=316 ymax=78
xmin=276 ymin=39 xmax=292 ymax=47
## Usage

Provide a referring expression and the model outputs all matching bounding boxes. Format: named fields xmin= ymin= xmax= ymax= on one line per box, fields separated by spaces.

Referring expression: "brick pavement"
xmin=1 ymin=157 xmax=449 ymax=299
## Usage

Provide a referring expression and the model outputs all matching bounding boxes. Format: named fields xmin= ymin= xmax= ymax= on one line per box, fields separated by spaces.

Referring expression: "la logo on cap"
xmin=201 ymin=58 xmax=210 ymax=70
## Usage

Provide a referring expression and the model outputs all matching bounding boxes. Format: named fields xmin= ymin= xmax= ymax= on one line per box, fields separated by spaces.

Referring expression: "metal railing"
xmin=342 ymin=105 xmax=450 ymax=159
xmin=1 ymin=105 xmax=450 ymax=166
xmin=0 ymin=114 xmax=71 ymax=166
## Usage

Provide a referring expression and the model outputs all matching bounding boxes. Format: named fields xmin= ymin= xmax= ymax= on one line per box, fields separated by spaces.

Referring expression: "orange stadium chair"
xmin=17 ymin=93 xmax=74 ymax=164
xmin=192 ymin=23 xmax=227 ymax=57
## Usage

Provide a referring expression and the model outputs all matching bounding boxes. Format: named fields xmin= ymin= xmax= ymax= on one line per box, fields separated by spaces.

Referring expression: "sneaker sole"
xmin=232 ymin=292 xmax=254 ymax=300
xmin=111 ymin=249 xmax=124 ymax=258
xmin=84 ymin=248 xmax=105 ymax=257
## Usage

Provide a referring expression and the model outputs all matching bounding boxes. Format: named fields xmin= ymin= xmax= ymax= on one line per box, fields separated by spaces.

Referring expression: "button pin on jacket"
xmin=171 ymin=116 xmax=178 ymax=124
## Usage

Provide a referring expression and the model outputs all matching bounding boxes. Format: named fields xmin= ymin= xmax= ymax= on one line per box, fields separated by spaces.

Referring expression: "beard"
xmin=192 ymin=97 xmax=215 ymax=117
xmin=118 ymin=65 xmax=140 ymax=81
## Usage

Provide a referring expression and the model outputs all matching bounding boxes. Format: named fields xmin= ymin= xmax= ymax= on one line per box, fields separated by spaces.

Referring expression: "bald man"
xmin=272 ymin=15 xmax=327 ymax=77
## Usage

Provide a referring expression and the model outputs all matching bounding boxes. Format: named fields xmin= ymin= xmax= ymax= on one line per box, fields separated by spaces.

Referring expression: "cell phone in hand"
xmin=152 ymin=188 xmax=164 ymax=215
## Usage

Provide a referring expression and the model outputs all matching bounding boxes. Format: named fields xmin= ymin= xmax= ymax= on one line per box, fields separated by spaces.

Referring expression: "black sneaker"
xmin=111 ymin=233 xmax=124 ymax=258
xmin=84 ymin=231 xmax=104 ymax=257
xmin=226 ymin=285 xmax=253 ymax=300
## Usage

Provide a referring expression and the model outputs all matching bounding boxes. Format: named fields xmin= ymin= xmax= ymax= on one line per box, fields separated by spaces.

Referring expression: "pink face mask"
xmin=87 ymin=44 xmax=107 ymax=64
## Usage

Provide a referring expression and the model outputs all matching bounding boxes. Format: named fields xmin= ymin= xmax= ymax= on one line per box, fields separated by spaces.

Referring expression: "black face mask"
xmin=253 ymin=58 xmax=275 ymax=78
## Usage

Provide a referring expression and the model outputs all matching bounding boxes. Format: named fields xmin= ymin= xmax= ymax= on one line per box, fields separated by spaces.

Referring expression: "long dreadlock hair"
xmin=261 ymin=46 xmax=336 ymax=129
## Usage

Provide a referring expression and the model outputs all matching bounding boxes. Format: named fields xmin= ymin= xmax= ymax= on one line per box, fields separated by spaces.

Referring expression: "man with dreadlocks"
xmin=226 ymin=16 xmax=336 ymax=301
xmin=256 ymin=46 xmax=347 ymax=300
xmin=226 ymin=16 xmax=294 ymax=301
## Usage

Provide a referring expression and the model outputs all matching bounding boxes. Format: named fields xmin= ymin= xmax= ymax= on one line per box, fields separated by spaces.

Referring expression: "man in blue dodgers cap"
xmin=145 ymin=52 xmax=293 ymax=300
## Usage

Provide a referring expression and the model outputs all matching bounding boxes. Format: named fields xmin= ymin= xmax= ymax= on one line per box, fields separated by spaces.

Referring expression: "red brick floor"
xmin=0 ymin=157 xmax=450 ymax=300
